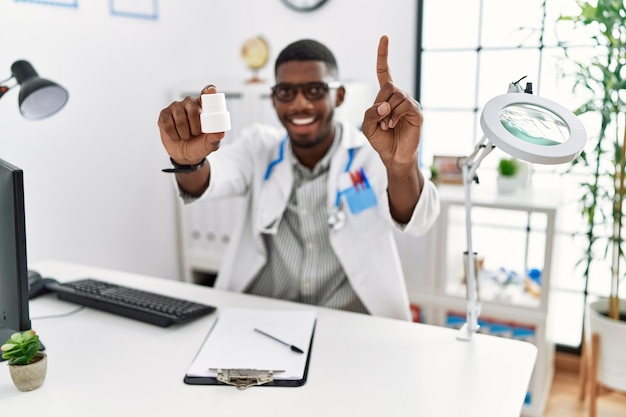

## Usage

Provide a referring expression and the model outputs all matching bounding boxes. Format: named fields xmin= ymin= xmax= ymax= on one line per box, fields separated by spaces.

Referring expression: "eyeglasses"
xmin=271 ymin=81 xmax=341 ymax=102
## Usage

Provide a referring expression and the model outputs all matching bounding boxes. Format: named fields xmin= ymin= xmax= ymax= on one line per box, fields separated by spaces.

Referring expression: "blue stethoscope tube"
xmin=263 ymin=137 xmax=288 ymax=181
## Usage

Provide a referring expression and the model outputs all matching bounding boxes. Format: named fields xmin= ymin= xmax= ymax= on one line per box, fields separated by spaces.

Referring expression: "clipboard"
xmin=184 ymin=307 xmax=317 ymax=389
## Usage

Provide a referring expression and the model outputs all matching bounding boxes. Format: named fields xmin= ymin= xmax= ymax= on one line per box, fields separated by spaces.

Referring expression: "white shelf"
xmin=444 ymin=277 xmax=541 ymax=309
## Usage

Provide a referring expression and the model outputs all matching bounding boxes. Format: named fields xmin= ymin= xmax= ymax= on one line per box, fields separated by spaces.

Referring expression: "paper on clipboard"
xmin=186 ymin=308 xmax=317 ymax=381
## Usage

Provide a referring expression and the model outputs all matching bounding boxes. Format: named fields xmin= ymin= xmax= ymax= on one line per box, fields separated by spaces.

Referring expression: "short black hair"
xmin=274 ymin=39 xmax=338 ymax=78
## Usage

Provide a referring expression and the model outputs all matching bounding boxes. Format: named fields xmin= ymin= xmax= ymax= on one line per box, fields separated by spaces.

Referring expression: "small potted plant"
xmin=429 ymin=163 xmax=440 ymax=186
xmin=496 ymin=157 xmax=521 ymax=193
xmin=1 ymin=330 xmax=47 ymax=391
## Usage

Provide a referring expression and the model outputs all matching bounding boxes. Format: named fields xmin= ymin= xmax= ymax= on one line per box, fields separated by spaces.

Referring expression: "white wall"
xmin=0 ymin=0 xmax=419 ymax=280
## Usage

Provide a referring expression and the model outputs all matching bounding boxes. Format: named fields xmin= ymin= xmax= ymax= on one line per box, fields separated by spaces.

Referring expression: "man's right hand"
xmin=158 ymin=85 xmax=226 ymax=165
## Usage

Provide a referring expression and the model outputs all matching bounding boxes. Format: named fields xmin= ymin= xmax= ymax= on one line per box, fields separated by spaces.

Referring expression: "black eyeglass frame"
xmin=271 ymin=81 xmax=342 ymax=102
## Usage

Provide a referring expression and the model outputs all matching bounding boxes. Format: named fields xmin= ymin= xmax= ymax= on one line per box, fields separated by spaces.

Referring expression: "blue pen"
xmin=359 ymin=167 xmax=370 ymax=188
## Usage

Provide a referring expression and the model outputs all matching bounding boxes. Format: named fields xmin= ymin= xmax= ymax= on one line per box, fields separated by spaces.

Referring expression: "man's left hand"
xmin=362 ymin=35 xmax=422 ymax=170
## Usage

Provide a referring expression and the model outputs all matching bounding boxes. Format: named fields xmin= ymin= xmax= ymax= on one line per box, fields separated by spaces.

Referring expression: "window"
xmin=417 ymin=0 xmax=615 ymax=351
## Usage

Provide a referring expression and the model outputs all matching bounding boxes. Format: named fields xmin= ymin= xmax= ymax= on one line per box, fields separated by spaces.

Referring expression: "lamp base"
xmin=457 ymin=323 xmax=479 ymax=341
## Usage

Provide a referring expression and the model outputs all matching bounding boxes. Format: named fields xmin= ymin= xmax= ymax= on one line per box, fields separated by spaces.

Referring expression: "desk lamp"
xmin=457 ymin=78 xmax=587 ymax=341
xmin=0 ymin=60 xmax=68 ymax=119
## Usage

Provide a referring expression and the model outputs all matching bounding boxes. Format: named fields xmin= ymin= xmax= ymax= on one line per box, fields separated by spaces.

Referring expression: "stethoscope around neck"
xmin=263 ymin=136 xmax=355 ymax=232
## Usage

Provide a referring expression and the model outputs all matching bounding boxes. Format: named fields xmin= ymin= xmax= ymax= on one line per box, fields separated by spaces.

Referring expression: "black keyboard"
xmin=50 ymin=278 xmax=216 ymax=327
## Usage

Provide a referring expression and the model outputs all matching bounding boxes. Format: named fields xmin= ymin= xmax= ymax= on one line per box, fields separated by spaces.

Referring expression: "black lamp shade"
xmin=11 ymin=60 xmax=68 ymax=119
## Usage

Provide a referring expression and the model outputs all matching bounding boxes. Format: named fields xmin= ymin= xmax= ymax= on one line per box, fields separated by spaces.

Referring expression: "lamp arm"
xmin=457 ymin=136 xmax=495 ymax=341
xmin=463 ymin=135 xmax=496 ymax=182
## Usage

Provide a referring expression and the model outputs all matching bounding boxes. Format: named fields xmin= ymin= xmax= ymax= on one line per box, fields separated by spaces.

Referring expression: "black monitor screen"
xmin=0 ymin=158 xmax=31 ymax=348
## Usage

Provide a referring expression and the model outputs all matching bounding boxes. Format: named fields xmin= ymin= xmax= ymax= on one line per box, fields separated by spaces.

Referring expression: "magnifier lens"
xmin=499 ymin=104 xmax=569 ymax=146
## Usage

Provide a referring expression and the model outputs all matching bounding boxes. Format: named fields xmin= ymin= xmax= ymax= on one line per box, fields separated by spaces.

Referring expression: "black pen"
xmin=254 ymin=328 xmax=304 ymax=354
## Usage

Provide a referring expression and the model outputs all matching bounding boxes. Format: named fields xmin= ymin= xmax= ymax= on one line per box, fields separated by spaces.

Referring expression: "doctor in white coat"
xmin=158 ymin=35 xmax=439 ymax=321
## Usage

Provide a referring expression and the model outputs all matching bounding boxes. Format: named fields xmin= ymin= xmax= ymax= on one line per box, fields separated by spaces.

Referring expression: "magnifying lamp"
xmin=457 ymin=80 xmax=587 ymax=341
xmin=0 ymin=60 xmax=69 ymax=119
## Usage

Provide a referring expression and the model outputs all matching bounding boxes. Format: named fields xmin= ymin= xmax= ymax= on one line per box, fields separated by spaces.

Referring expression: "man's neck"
xmin=291 ymin=125 xmax=337 ymax=169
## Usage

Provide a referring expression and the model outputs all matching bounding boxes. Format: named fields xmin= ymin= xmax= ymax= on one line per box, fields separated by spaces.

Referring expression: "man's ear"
xmin=334 ymin=86 xmax=346 ymax=107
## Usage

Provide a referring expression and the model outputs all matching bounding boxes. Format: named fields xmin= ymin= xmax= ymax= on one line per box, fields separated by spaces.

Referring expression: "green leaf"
xmin=0 ymin=343 xmax=17 ymax=352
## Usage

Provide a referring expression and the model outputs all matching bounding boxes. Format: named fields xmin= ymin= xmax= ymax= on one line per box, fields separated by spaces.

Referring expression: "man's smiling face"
xmin=272 ymin=60 xmax=343 ymax=151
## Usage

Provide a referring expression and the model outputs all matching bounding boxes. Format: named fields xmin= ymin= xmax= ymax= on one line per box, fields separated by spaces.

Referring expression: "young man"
xmin=158 ymin=35 xmax=439 ymax=320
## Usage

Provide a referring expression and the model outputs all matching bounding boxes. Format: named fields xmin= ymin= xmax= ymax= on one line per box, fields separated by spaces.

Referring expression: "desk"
xmin=1 ymin=261 xmax=536 ymax=417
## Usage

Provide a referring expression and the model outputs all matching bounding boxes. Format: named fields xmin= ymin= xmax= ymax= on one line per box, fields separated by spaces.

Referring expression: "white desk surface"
xmin=1 ymin=261 xmax=536 ymax=417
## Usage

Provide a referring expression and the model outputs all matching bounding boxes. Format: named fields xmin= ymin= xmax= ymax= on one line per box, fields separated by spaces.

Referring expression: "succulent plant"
xmin=1 ymin=330 xmax=41 ymax=366
xmin=497 ymin=157 xmax=520 ymax=177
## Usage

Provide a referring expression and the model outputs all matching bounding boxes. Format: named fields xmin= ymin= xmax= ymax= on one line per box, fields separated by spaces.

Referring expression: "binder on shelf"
xmin=186 ymin=200 xmax=208 ymax=252
xmin=184 ymin=307 xmax=317 ymax=389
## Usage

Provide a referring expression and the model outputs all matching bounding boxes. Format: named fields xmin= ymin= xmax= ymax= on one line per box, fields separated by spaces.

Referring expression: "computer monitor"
xmin=0 ymin=158 xmax=32 ymax=353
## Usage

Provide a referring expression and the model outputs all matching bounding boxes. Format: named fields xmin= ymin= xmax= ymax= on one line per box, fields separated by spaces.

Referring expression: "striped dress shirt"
xmin=245 ymin=125 xmax=369 ymax=314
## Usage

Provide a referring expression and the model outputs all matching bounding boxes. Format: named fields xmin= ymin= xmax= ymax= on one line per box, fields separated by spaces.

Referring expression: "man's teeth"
xmin=292 ymin=117 xmax=315 ymax=125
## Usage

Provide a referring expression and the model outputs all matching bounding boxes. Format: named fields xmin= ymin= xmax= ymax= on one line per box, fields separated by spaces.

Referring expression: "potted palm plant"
xmin=558 ymin=0 xmax=626 ymax=406
xmin=559 ymin=0 xmax=626 ymax=319
xmin=1 ymin=330 xmax=47 ymax=391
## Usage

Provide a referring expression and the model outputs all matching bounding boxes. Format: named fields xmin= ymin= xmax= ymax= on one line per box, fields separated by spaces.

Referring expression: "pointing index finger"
xmin=376 ymin=35 xmax=393 ymax=87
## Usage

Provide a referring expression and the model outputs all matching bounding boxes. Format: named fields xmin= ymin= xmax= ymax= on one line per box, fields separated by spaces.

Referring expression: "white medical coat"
xmin=202 ymin=121 xmax=440 ymax=320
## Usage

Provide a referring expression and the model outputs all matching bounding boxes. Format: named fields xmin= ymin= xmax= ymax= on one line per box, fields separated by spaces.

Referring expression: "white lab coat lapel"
xmin=327 ymin=124 xmax=413 ymax=320
xmin=256 ymin=141 xmax=294 ymax=233
xmin=326 ymin=124 xmax=368 ymax=210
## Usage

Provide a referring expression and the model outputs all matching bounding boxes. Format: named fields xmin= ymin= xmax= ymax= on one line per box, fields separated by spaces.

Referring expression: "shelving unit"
xmin=409 ymin=184 xmax=562 ymax=417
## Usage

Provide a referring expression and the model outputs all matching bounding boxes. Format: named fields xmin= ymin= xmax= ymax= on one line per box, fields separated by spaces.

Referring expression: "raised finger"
xmin=376 ymin=35 xmax=394 ymax=87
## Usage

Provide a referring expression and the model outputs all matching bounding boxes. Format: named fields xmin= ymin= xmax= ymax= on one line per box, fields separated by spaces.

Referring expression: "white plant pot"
xmin=587 ymin=299 xmax=626 ymax=392
xmin=7 ymin=351 xmax=47 ymax=392
xmin=496 ymin=175 xmax=518 ymax=194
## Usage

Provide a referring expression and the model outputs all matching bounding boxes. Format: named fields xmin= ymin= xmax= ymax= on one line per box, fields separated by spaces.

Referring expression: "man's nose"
xmin=291 ymin=88 xmax=314 ymax=107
